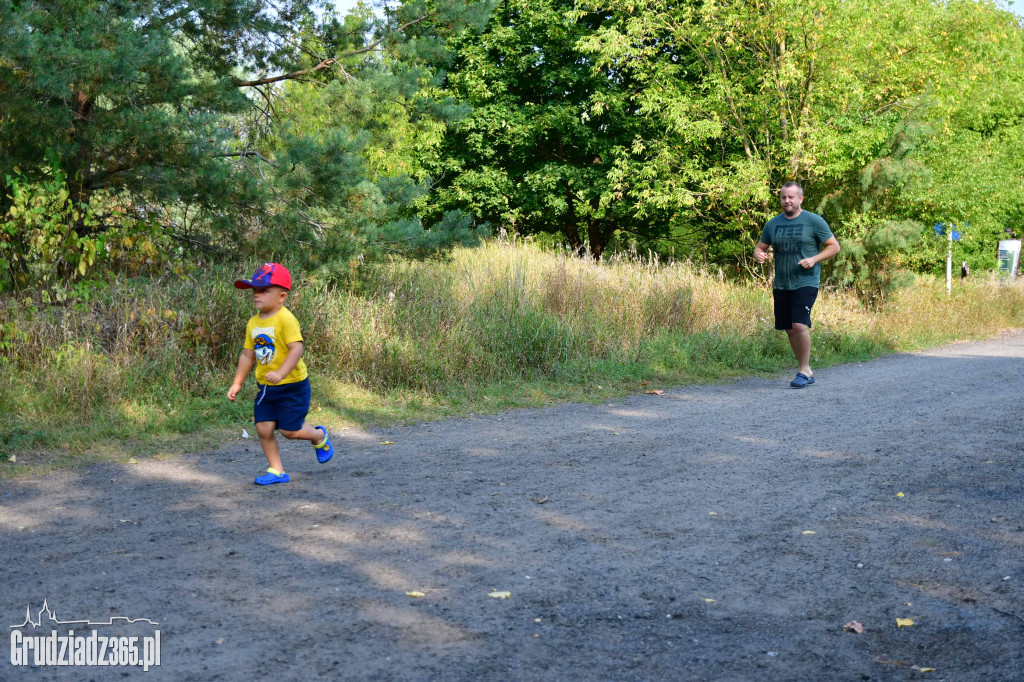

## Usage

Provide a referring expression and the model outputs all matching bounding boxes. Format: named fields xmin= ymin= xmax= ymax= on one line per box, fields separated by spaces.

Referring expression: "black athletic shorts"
xmin=773 ymin=286 xmax=818 ymax=330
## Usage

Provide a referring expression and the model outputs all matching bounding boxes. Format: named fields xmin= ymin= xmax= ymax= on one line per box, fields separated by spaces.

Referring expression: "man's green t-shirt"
xmin=760 ymin=211 xmax=834 ymax=290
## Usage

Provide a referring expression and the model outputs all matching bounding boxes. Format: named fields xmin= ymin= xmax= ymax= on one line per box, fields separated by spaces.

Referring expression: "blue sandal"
xmin=254 ymin=468 xmax=290 ymax=485
xmin=313 ymin=426 xmax=333 ymax=463
xmin=790 ymin=372 xmax=815 ymax=388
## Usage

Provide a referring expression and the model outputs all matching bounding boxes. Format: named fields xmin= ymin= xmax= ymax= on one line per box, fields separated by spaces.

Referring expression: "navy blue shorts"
xmin=253 ymin=378 xmax=311 ymax=431
xmin=773 ymin=287 xmax=818 ymax=330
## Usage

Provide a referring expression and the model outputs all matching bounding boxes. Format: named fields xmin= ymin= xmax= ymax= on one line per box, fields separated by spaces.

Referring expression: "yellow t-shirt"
xmin=243 ymin=306 xmax=308 ymax=385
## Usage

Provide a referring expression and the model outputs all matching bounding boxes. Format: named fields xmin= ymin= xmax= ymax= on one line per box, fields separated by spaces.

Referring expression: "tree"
xmin=423 ymin=0 xmax=676 ymax=258
xmin=1 ymin=1 xmax=306 ymax=209
xmin=574 ymin=0 xmax=1024 ymax=270
xmin=0 ymin=0 xmax=494 ymax=289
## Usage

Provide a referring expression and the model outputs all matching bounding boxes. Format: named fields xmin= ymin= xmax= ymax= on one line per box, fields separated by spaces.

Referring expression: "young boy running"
xmin=226 ymin=263 xmax=333 ymax=485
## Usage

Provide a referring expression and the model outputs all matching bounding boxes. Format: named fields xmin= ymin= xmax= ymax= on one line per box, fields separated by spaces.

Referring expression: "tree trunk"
xmin=68 ymin=91 xmax=95 ymax=205
xmin=563 ymin=186 xmax=583 ymax=253
xmin=587 ymin=219 xmax=608 ymax=259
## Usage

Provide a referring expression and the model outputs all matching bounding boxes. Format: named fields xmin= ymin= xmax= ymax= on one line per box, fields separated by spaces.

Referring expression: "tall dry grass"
xmin=1 ymin=239 xmax=1022 ymax=455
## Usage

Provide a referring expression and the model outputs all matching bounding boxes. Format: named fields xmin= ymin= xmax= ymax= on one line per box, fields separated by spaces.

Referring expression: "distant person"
xmin=227 ymin=263 xmax=333 ymax=485
xmin=754 ymin=183 xmax=841 ymax=388
xmin=961 ymin=261 xmax=970 ymax=279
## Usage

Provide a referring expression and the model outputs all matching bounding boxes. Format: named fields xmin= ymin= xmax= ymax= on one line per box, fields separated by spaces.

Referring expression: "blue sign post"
xmin=934 ymin=222 xmax=966 ymax=295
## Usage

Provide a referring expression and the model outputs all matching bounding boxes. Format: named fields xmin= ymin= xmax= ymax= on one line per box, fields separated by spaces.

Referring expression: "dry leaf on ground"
xmin=896 ymin=618 xmax=915 ymax=628
xmin=406 ymin=591 xmax=426 ymax=598
xmin=645 ymin=390 xmax=664 ymax=395
xmin=488 ymin=591 xmax=511 ymax=599
xmin=843 ymin=621 xmax=865 ymax=634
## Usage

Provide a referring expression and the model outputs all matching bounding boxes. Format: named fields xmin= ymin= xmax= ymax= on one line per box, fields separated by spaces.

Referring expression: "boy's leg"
xmin=275 ymin=379 xmax=318 ymax=443
xmin=278 ymin=423 xmax=324 ymax=443
xmin=275 ymin=379 xmax=332 ymax=462
xmin=280 ymin=423 xmax=333 ymax=464
xmin=256 ymin=421 xmax=284 ymax=473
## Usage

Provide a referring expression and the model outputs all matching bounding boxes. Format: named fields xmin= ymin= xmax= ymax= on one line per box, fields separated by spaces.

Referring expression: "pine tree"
xmin=0 ymin=0 xmax=494 ymax=286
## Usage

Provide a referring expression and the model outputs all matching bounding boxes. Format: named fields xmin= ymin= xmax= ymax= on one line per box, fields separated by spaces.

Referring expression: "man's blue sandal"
xmin=254 ymin=468 xmax=290 ymax=485
xmin=313 ymin=426 xmax=333 ymax=463
xmin=790 ymin=372 xmax=815 ymax=388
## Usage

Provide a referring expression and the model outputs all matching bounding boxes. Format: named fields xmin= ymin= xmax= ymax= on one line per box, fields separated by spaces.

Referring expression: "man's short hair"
xmin=780 ymin=181 xmax=804 ymax=196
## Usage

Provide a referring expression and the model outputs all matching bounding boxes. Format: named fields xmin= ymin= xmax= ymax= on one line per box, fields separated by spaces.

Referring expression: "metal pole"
xmin=946 ymin=224 xmax=953 ymax=295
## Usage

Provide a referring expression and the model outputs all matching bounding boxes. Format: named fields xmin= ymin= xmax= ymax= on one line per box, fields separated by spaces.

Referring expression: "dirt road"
xmin=4 ymin=332 xmax=1023 ymax=681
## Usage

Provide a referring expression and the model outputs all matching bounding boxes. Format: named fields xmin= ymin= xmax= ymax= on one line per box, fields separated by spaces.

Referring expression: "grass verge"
xmin=2 ymin=240 xmax=1022 ymax=475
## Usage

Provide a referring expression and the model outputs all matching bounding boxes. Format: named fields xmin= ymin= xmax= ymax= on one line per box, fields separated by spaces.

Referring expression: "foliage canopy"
xmin=1 ymin=0 xmax=1021 ymax=294
xmin=0 ymin=0 xmax=494 ymax=290
xmin=570 ymin=0 xmax=1024 ymax=275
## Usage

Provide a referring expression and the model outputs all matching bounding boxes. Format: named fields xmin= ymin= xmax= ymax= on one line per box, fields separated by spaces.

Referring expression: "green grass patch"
xmin=2 ymin=240 xmax=1023 ymax=475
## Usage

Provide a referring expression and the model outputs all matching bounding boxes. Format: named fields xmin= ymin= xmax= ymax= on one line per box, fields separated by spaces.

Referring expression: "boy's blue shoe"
xmin=790 ymin=372 xmax=815 ymax=388
xmin=254 ymin=468 xmax=290 ymax=485
xmin=313 ymin=426 xmax=333 ymax=463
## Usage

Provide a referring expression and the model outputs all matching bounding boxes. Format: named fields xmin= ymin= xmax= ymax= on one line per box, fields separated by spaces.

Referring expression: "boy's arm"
xmin=264 ymin=342 xmax=304 ymax=385
xmin=227 ymin=349 xmax=256 ymax=401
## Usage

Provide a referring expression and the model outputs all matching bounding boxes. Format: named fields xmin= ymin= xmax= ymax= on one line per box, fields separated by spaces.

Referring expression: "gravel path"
xmin=4 ymin=331 xmax=1023 ymax=681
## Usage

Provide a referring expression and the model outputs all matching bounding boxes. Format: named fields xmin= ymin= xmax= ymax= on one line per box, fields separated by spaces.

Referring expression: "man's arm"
xmin=798 ymin=237 xmax=840 ymax=269
xmin=754 ymin=242 xmax=772 ymax=264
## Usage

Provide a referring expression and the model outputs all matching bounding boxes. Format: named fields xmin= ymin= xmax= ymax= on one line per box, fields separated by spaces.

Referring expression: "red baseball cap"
xmin=234 ymin=262 xmax=292 ymax=290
